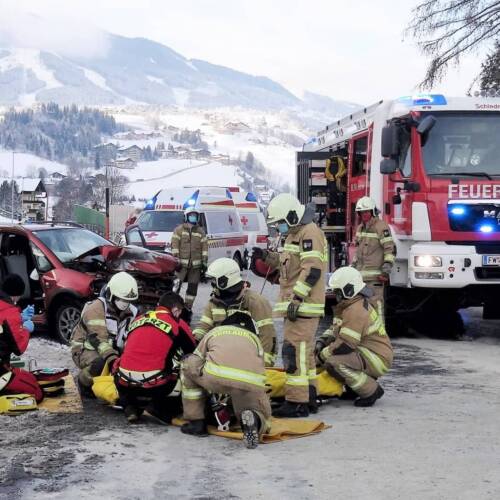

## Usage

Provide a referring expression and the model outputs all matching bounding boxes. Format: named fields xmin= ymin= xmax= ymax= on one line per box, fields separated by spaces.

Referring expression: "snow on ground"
xmin=0 ymin=149 xmax=69 ymax=178
xmin=126 ymin=159 xmax=243 ymax=199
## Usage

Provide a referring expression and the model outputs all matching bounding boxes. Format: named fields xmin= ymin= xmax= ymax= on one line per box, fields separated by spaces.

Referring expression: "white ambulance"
xmin=132 ymin=186 xmax=248 ymax=267
xmin=229 ymin=187 xmax=269 ymax=256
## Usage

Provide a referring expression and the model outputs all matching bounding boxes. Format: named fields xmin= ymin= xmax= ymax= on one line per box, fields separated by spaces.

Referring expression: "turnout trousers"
xmin=177 ymin=267 xmax=201 ymax=310
xmin=282 ymin=317 xmax=319 ymax=404
xmin=181 ymin=355 xmax=271 ymax=435
xmin=71 ymin=349 xmax=106 ymax=389
xmin=365 ymin=281 xmax=385 ymax=324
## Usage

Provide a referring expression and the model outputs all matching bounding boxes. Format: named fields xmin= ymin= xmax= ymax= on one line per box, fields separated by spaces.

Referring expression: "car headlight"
xmin=414 ymin=255 xmax=442 ymax=267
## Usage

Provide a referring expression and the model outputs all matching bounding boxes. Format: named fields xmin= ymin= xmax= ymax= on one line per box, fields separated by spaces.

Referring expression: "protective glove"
xmin=21 ymin=305 xmax=35 ymax=322
xmin=314 ymin=340 xmax=326 ymax=358
xmin=104 ymin=353 xmax=119 ymax=370
xmin=23 ymin=320 xmax=35 ymax=333
xmin=286 ymin=297 xmax=302 ymax=322
xmin=319 ymin=346 xmax=331 ymax=363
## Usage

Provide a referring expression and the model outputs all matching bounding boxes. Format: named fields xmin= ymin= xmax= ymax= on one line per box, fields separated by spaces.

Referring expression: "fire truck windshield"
xmin=421 ymin=112 xmax=500 ymax=178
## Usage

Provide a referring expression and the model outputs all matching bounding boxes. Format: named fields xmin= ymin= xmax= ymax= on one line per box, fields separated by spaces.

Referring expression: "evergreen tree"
xmin=479 ymin=41 xmax=500 ymax=92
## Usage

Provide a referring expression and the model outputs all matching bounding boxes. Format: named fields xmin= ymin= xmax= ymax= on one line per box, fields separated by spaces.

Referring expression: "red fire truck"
xmin=297 ymin=94 xmax=500 ymax=335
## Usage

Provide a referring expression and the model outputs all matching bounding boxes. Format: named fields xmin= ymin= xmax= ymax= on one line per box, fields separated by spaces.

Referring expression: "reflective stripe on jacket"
xmin=171 ymin=223 xmax=208 ymax=268
xmin=192 ymin=289 xmax=277 ymax=366
xmin=265 ymin=222 xmax=327 ymax=318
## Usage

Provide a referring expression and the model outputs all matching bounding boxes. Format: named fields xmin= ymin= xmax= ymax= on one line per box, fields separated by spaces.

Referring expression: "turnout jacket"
xmin=189 ymin=324 xmax=266 ymax=392
xmin=117 ymin=307 xmax=196 ymax=385
xmin=320 ymin=295 xmax=393 ymax=373
xmin=192 ymin=288 xmax=277 ymax=366
xmin=352 ymin=217 xmax=396 ymax=280
xmin=266 ymin=215 xmax=328 ymax=318
xmin=70 ymin=298 xmax=137 ymax=360
xmin=171 ymin=223 xmax=208 ymax=269
xmin=0 ymin=292 xmax=30 ymax=365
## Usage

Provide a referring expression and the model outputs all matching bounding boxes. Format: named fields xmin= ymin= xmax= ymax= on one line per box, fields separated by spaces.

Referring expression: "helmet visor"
xmin=210 ymin=275 xmax=229 ymax=290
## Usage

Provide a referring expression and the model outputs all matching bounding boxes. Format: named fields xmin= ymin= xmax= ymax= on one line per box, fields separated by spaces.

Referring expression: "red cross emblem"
xmin=241 ymin=216 xmax=249 ymax=226
xmin=145 ymin=232 xmax=158 ymax=238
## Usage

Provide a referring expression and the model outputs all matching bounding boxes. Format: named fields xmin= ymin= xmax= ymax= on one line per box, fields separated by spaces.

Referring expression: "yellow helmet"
xmin=266 ymin=193 xmax=305 ymax=226
xmin=355 ymin=196 xmax=377 ymax=212
xmin=328 ymin=267 xmax=365 ymax=299
xmin=206 ymin=258 xmax=242 ymax=290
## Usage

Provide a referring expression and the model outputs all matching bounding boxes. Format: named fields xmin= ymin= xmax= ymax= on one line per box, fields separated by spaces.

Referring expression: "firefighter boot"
xmin=272 ymin=401 xmax=309 ymax=418
xmin=240 ymin=410 xmax=260 ymax=449
xmin=124 ymin=405 xmax=141 ymax=424
xmin=354 ymin=385 xmax=385 ymax=407
xmin=339 ymin=385 xmax=358 ymax=400
xmin=181 ymin=419 xmax=209 ymax=437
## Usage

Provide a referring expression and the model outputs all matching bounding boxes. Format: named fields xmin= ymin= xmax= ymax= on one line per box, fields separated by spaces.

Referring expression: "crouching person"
xmin=0 ymin=274 xmax=43 ymax=403
xmin=315 ymin=267 xmax=393 ymax=407
xmin=180 ymin=312 xmax=271 ymax=449
xmin=114 ymin=292 xmax=196 ymax=424
xmin=70 ymin=272 xmax=138 ymax=396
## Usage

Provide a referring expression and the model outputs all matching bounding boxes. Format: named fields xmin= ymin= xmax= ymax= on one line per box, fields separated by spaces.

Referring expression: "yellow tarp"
xmin=172 ymin=416 xmax=330 ymax=443
xmin=38 ymin=375 xmax=83 ymax=414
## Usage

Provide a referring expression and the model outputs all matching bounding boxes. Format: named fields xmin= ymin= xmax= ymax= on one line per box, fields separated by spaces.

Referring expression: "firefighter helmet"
xmin=184 ymin=207 xmax=200 ymax=222
xmin=355 ymin=196 xmax=377 ymax=212
xmin=108 ymin=272 xmax=139 ymax=302
xmin=266 ymin=193 xmax=305 ymax=226
xmin=328 ymin=267 xmax=365 ymax=299
xmin=206 ymin=258 xmax=242 ymax=290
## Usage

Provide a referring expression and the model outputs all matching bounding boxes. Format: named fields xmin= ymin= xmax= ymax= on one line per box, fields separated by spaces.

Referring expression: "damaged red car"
xmin=0 ymin=223 xmax=179 ymax=343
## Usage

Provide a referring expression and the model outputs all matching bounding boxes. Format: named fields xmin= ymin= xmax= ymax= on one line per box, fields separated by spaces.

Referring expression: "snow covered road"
xmin=1 ymin=277 xmax=500 ymax=500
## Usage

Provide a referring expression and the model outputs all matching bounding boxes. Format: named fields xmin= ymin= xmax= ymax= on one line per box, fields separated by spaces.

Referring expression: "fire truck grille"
xmin=474 ymin=267 xmax=500 ymax=280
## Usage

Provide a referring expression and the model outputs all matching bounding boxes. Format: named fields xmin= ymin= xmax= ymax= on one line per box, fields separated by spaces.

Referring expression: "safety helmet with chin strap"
xmin=107 ymin=272 xmax=139 ymax=302
xmin=206 ymin=258 xmax=242 ymax=290
xmin=329 ymin=267 xmax=365 ymax=299
xmin=184 ymin=207 xmax=200 ymax=222
xmin=355 ymin=196 xmax=377 ymax=213
xmin=266 ymin=193 xmax=305 ymax=227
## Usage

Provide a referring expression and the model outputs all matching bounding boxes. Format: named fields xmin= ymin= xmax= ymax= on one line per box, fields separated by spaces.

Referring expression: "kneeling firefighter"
xmin=192 ymin=257 xmax=277 ymax=366
xmin=0 ymin=274 xmax=43 ymax=403
xmin=251 ymin=193 xmax=327 ymax=418
xmin=114 ymin=292 xmax=197 ymax=424
xmin=315 ymin=267 xmax=393 ymax=407
xmin=180 ymin=311 xmax=272 ymax=449
xmin=70 ymin=272 xmax=138 ymax=395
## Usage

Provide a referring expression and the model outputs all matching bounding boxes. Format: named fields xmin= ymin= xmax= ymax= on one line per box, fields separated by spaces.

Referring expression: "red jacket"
xmin=118 ymin=307 xmax=196 ymax=375
xmin=0 ymin=292 xmax=30 ymax=365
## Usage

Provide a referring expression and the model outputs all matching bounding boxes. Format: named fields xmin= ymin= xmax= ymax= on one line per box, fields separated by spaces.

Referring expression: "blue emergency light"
xmin=480 ymin=224 xmax=494 ymax=234
xmin=183 ymin=189 xmax=200 ymax=210
xmin=145 ymin=192 xmax=159 ymax=210
xmin=450 ymin=206 xmax=466 ymax=216
xmin=397 ymin=94 xmax=447 ymax=106
xmin=246 ymin=192 xmax=258 ymax=202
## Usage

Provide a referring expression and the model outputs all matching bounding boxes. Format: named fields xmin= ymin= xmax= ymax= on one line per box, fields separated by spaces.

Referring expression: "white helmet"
xmin=184 ymin=207 xmax=200 ymax=221
xmin=206 ymin=258 xmax=242 ymax=290
xmin=266 ymin=193 xmax=305 ymax=226
xmin=355 ymin=196 xmax=377 ymax=212
xmin=108 ymin=272 xmax=139 ymax=302
xmin=328 ymin=267 xmax=365 ymax=299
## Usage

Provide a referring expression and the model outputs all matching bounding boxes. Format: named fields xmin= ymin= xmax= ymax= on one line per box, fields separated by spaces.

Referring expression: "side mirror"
xmin=417 ymin=115 xmax=436 ymax=147
xmin=381 ymin=125 xmax=400 ymax=157
xmin=380 ymin=158 xmax=397 ymax=174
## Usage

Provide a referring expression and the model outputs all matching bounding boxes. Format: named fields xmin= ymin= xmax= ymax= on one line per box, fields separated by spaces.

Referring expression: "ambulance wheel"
xmin=52 ymin=298 xmax=83 ymax=344
xmin=233 ymin=252 xmax=244 ymax=270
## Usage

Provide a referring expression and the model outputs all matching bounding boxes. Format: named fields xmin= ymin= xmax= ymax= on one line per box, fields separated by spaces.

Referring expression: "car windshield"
xmin=33 ymin=228 xmax=111 ymax=263
xmin=138 ymin=211 xmax=183 ymax=232
xmin=422 ymin=112 xmax=500 ymax=177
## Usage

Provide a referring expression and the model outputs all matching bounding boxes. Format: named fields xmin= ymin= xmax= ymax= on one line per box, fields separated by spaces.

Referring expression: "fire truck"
xmin=297 ymin=94 xmax=500 ymax=335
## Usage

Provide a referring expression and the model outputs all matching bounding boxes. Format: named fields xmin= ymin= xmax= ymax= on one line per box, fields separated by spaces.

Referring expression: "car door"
xmin=124 ymin=224 xmax=147 ymax=248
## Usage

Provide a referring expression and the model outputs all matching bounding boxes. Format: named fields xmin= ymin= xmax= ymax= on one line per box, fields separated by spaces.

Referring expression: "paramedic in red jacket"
xmin=114 ymin=292 xmax=196 ymax=424
xmin=0 ymin=274 xmax=43 ymax=403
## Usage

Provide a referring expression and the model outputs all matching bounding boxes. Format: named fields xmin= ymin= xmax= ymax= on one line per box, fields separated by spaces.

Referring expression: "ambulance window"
xmin=240 ymin=213 xmax=260 ymax=232
xmin=205 ymin=211 xmax=241 ymax=234
xmin=352 ymin=136 xmax=368 ymax=177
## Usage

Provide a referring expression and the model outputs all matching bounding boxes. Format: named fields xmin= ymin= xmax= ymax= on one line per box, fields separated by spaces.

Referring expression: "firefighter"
xmin=351 ymin=196 xmax=396 ymax=322
xmin=192 ymin=257 xmax=277 ymax=366
xmin=315 ymin=266 xmax=393 ymax=406
xmin=252 ymin=193 xmax=327 ymax=418
xmin=180 ymin=311 xmax=271 ymax=449
xmin=114 ymin=292 xmax=196 ymax=424
xmin=0 ymin=274 xmax=43 ymax=402
xmin=70 ymin=272 xmax=138 ymax=395
xmin=171 ymin=207 xmax=208 ymax=311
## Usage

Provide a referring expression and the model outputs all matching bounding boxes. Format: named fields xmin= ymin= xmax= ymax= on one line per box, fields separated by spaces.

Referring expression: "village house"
xmin=117 ymin=145 xmax=143 ymax=162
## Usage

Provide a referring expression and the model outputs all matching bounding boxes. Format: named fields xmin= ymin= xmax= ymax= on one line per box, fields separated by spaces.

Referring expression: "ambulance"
xmin=132 ymin=186 xmax=248 ymax=267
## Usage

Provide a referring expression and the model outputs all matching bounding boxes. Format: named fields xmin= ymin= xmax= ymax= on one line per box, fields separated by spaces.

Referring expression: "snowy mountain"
xmin=0 ymin=32 xmax=357 ymax=116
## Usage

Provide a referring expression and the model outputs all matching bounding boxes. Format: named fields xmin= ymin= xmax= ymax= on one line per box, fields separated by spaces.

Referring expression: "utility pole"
xmin=105 ymin=162 xmax=110 ymax=239
xmin=11 ymin=151 xmax=15 ymax=223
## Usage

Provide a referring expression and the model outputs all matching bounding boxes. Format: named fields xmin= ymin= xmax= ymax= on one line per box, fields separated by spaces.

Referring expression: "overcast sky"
xmin=1 ymin=0 xmax=487 ymax=105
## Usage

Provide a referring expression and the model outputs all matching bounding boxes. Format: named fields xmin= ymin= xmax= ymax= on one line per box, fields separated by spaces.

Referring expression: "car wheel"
xmin=54 ymin=300 xmax=82 ymax=344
